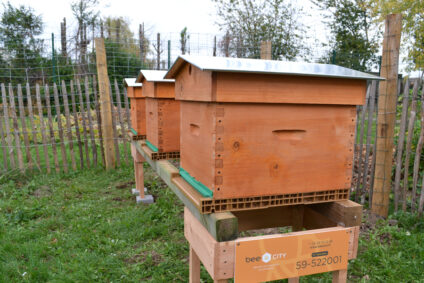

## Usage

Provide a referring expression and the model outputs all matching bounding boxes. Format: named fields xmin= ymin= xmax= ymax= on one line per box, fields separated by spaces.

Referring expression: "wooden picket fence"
xmin=0 ymin=76 xmax=132 ymax=174
xmin=352 ymin=78 xmax=424 ymax=214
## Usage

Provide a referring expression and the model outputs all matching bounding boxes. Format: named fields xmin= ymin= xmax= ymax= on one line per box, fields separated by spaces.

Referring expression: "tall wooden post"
xmin=260 ymin=41 xmax=272 ymax=60
xmin=95 ymin=38 xmax=116 ymax=169
xmin=371 ymin=14 xmax=402 ymax=217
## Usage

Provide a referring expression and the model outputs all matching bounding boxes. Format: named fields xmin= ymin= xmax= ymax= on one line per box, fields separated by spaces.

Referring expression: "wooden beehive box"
xmin=166 ymin=55 xmax=383 ymax=202
xmin=136 ymin=70 xmax=179 ymax=155
xmin=124 ymin=78 xmax=145 ymax=138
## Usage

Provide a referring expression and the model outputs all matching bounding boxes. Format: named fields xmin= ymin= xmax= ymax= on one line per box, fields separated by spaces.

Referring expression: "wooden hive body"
xmin=126 ymin=86 xmax=146 ymax=136
xmin=143 ymin=80 xmax=180 ymax=153
xmin=174 ymin=62 xmax=368 ymax=200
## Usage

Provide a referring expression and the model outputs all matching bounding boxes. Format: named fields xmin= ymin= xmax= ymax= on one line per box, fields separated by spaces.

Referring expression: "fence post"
xmin=95 ymin=37 xmax=116 ymax=170
xmin=52 ymin=33 xmax=57 ymax=84
xmin=168 ymin=40 xmax=171 ymax=69
xmin=371 ymin=14 xmax=402 ymax=218
xmin=260 ymin=41 xmax=271 ymax=59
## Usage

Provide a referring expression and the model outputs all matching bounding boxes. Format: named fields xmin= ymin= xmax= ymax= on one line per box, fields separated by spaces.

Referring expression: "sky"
xmin=5 ymin=0 xmax=222 ymax=37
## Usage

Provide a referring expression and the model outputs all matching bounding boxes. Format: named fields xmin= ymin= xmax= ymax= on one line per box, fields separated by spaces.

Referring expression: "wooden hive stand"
xmin=125 ymin=78 xmax=149 ymax=200
xmin=185 ymin=200 xmax=361 ymax=283
xmin=131 ymin=138 xmax=362 ymax=282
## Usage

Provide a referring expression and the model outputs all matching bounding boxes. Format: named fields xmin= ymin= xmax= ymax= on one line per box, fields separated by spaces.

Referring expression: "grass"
xmin=0 ymin=163 xmax=423 ymax=282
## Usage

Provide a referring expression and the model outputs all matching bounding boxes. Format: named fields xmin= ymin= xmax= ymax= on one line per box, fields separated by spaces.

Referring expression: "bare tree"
xmin=180 ymin=27 xmax=189 ymax=55
xmin=213 ymin=0 xmax=308 ymax=60
xmin=152 ymin=33 xmax=163 ymax=70
xmin=60 ymin=18 xmax=67 ymax=59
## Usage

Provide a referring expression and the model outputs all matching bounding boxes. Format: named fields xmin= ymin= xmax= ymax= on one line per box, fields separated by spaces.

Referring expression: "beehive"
xmin=136 ymin=70 xmax=179 ymax=154
xmin=165 ymin=55 xmax=383 ymax=202
xmin=124 ymin=78 xmax=145 ymax=138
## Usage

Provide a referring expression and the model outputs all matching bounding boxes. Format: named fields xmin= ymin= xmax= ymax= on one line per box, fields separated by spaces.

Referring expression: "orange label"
xmin=234 ymin=228 xmax=350 ymax=283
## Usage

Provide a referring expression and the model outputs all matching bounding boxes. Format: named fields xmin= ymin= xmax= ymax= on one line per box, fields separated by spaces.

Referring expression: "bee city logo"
xmin=245 ymin=252 xmax=287 ymax=264
xmin=262 ymin=252 xmax=272 ymax=263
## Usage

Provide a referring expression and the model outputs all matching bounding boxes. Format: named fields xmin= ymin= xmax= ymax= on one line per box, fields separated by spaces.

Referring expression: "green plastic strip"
xmin=130 ymin=128 xmax=138 ymax=135
xmin=145 ymin=139 xmax=158 ymax=152
xmin=179 ymin=167 xmax=213 ymax=198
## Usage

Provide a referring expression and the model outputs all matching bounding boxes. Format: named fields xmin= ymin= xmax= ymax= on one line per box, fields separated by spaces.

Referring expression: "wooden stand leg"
xmin=189 ymin=246 xmax=200 ymax=283
xmin=332 ymin=269 xmax=347 ymax=283
xmin=288 ymin=277 xmax=300 ymax=283
xmin=134 ymin=160 xmax=144 ymax=198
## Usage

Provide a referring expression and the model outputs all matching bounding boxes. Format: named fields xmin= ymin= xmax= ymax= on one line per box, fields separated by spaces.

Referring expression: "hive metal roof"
xmin=165 ymin=55 xmax=384 ymax=81
xmin=124 ymin=78 xmax=142 ymax=87
xmin=136 ymin=70 xmax=174 ymax=83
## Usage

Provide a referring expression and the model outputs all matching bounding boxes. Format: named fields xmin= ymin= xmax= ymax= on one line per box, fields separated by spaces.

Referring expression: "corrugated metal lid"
xmin=165 ymin=55 xmax=385 ymax=81
xmin=136 ymin=70 xmax=175 ymax=83
xmin=124 ymin=78 xmax=142 ymax=87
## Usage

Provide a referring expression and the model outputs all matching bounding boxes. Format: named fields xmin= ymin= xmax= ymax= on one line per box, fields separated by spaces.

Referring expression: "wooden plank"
xmin=61 ymin=81 xmax=76 ymax=171
xmin=332 ymin=269 xmax=347 ymax=283
xmin=189 ymin=246 xmax=201 ymax=283
xmin=0 ymin=95 xmax=7 ymax=171
xmin=355 ymin=83 xmax=371 ymax=202
xmin=26 ymin=83 xmax=40 ymax=168
xmin=203 ymin=212 xmax=238 ymax=242
xmin=114 ymin=79 xmax=128 ymax=164
xmin=134 ymin=159 xmax=145 ymax=197
xmin=372 ymin=14 xmax=403 ymax=217
xmin=92 ymin=75 xmax=105 ymax=166
xmin=85 ymin=76 xmax=97 ymax=167
xmin=110 ymin=85 xmax=120 ymax=166
xmin=95 ymin=38 xmax=116 ymax=169
xmin=392 ymin=80 xmax=409 ymax=211
xmin=8 ymin=84 xmax=24 ymax=170
xmin=17 ymin=84 xmax=32 ymax=168
xmin=412 ymin=82 xmax=424 ymax=211
xmin=369 ymin=134 xmax=378 ymax=207
xmin=419 ymin=172 xmax=424 ymax=214
xmin=69 ymin=81 xmax=84 ymax=169
xmin=53 ymin=83 xmax=69 ymax=173
xmin=260 ymin=41 xmax=272 ymax=60
xmin=35 ymin=84 xmax=50 ymax=173
xmin=402 ymin=80 xmax=420 ymax=211
xmin=44 ymin=84 xmax=60 ymax=172
xmin=184 ymin=207 xmax=235 ymax=280
xmin=303 ymin=206 xmax=337 ymax=229
xmin=360 ymin=81 xmax=378 ymax=204
xmin=1 ymin=83 xmax=15 ymax=169
xmin=308 ymin=200 xmax=362 ymax=227
xmin=76 ymin=79 xmax=90 ymax=168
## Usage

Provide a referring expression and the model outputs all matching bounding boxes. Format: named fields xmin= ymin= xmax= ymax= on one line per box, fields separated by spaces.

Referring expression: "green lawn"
xmin=0 ymin=163 xmax=423 ymax=282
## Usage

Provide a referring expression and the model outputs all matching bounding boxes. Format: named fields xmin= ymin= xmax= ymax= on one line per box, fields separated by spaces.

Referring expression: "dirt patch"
xmin=31 ymin=186 xmax=52 ymax=198
xmin=115 ymin=181 xmax=135 ymax=189
xmin=378 ymin=232 xmax=392 ymax=245
xmin=126 ymin=250 xmax=162 ymax=265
